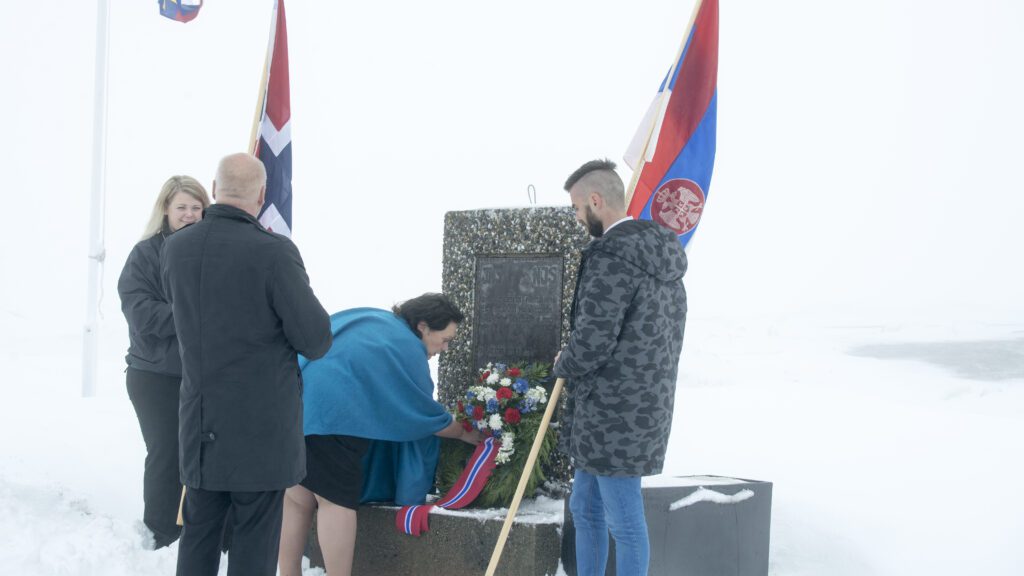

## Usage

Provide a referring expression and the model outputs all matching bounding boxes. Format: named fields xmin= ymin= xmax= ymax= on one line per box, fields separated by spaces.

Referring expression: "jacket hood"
xmin=587 ymin=219 xmax=687 ymax=282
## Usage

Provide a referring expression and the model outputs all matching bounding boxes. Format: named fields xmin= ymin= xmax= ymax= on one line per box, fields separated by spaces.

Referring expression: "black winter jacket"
xmin=161 ymin=204 xmax=331 ymax=492
xmin=118 ymin=231 xmax=182 ymax=376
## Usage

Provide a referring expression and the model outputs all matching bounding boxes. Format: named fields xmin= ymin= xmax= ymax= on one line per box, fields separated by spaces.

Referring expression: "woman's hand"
xmin=437 ymin=415 xmax=482 ymax=446
xmin=460 ymin=428 xmax=483 ymax=446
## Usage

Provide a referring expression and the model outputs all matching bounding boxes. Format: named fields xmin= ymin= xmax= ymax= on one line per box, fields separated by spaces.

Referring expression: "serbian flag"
xmin=252 ymin=0 xmax=293 ymax=237
xmin=624 ymin=0 xmax=718 ymax=249
xmin=158 ymin=0 xmax=202 ymax=23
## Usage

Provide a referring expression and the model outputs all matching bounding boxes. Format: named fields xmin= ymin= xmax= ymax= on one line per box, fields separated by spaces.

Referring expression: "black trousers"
xmin=176 ymin=487 xmax=285 ymax=576
xmin=126 ymin=367 xmax=183 ymax=548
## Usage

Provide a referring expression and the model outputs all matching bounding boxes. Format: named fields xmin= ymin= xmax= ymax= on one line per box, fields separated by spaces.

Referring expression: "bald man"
xmin=161 ymin=153 xmax=331 ymax=576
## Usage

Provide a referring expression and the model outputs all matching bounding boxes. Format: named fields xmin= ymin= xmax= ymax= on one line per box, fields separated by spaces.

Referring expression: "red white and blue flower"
xmin=457 ymin=362 xmax=548 ymax=465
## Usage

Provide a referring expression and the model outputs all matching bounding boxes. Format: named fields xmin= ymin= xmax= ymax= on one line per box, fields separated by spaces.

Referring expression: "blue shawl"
xmin=299 ymin=308 xmax=452 ymax=505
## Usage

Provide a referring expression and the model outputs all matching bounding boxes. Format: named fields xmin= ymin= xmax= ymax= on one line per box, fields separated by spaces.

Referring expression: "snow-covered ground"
xmin=2 ymin=314 xmax=1021 ymax=575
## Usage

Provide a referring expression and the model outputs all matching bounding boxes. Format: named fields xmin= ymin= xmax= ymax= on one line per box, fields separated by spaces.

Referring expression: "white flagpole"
xmin=83 ymin=0 xmax=110 ymax=397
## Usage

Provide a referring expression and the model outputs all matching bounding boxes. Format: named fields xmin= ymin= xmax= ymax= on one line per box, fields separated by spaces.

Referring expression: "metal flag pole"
xmin=83 ymin=0 xmax=111 ymax=397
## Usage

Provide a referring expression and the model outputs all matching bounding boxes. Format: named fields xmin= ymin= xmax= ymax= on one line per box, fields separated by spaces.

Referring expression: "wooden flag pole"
xmin=624 ymin=125 xmax=655 ymax=209
xmin=248 ymin=1 xmax=275 ymax=152
xmin=176 ymin=487 xmax=186 ymax=526
xmin=624 ymin=0 xmax=706 ymax=209
xmin=484 ymin=377 xmax=565 ymax=576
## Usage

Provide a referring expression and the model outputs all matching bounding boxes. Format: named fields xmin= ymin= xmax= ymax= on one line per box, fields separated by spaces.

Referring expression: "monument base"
xmin=561 ymin=476 xmax=772 ymax=576
xmin=307 ymin=500 xmax=563 ymax=576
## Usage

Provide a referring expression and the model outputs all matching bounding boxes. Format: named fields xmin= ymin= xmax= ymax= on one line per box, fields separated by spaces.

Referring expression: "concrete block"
xmin=561 ymin=476 xmax=772 ymax=576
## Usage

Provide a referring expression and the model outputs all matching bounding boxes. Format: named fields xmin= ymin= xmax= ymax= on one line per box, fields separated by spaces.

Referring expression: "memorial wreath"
xmin=436 ymin=362 xmax=557 ymax=508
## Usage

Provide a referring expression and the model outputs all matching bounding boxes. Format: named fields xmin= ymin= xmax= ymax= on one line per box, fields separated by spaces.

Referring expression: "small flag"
xmin=624 ymin=0 xmax=718 ymax=249
xmin=158 ymin=0 xmax=202 ymax=23
xmin=252 ymin=0 xmax=293 ymax=237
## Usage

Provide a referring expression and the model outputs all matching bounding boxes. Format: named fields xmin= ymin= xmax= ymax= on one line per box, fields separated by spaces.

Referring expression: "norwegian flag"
xmin=253 ymin=0 xmax=293 ymax=237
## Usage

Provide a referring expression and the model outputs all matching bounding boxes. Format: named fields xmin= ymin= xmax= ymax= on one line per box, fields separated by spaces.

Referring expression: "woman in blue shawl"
xmin=278 ymin=293 xmax=481 ymax=576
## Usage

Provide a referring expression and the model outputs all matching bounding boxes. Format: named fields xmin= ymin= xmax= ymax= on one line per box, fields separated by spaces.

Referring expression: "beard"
xmin=584 ymin=205 xmax=604 ymax=237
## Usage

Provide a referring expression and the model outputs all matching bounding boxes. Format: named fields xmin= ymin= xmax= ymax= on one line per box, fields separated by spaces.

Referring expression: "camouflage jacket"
xmin=554 ymin=219 xmax=687 ymax=477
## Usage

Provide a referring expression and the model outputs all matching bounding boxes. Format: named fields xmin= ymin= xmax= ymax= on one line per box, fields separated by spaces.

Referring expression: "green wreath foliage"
xmin=435 ymin=362 xmax=558 ymax=509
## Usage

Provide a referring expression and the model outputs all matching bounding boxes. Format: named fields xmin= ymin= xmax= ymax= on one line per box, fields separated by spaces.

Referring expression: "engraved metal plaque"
xmin=472 ymin=255 xmax=563 ymax=372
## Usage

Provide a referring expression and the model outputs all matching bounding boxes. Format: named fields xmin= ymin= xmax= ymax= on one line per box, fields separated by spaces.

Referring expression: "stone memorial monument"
xmin=438 ymin=206 xmax=588 ymax=406
xmin=439 ymin=206 xmax=588 ymax=488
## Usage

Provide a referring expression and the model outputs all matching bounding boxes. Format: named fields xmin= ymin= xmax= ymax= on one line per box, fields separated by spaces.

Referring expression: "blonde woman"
xmin=117 ymin=175 xmax=209 ymax=549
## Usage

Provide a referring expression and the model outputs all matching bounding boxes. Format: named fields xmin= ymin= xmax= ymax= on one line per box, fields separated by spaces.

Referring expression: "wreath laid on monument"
xmin=436 ymin=362 xmax=557 ymax=508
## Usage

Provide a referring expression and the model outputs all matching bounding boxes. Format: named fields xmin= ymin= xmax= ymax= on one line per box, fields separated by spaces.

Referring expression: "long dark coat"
xmin=554 ymin=219 xmax=688 ymax=477
xmin=161 ymin=204 xmax=331 ymax=492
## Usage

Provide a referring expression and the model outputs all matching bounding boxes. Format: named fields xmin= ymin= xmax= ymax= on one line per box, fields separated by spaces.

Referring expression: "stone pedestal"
xmin=561 ymin=476 xmax=773 ymax=576
xmin=307 ymin=503 xmax=563 ymax=576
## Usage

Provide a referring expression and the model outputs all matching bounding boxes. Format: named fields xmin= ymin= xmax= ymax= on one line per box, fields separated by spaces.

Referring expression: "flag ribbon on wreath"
xmin=396 ymin=436 xmax=501 ymax=536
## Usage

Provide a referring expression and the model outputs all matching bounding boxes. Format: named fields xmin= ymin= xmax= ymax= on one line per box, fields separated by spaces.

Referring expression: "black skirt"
xmin=301 ymin=434 xmax=372 ymax=510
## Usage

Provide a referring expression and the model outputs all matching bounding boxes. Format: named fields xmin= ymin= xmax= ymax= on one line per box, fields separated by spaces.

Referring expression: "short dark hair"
xmin=564 ymin=158 xmax=617 ymax=191
xmin=392 ymin=293 xmax=465 ymax=338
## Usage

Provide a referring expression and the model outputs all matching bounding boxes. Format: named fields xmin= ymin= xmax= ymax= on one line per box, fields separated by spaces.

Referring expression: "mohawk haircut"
xmin=564 ymin=158 xmax=618 ymax=191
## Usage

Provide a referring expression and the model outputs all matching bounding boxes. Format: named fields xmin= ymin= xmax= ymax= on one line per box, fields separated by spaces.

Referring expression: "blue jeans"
xmin=569 ymin=469 xmax=649 ymax=576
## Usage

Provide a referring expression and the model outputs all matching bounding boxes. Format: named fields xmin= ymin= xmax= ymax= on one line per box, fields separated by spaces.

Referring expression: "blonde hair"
xmin=141 ymin=175 xmax=211 ymax=239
